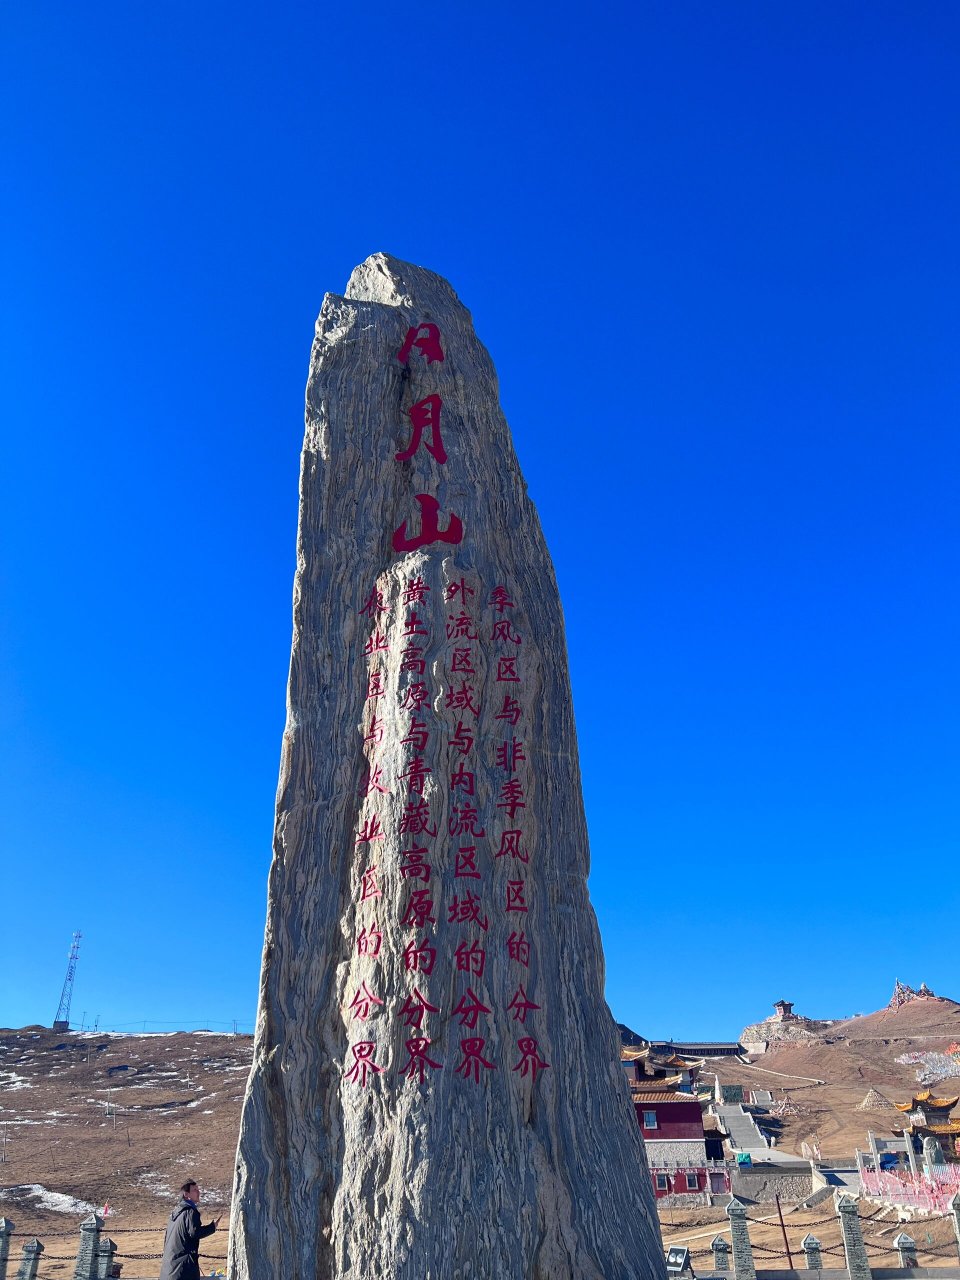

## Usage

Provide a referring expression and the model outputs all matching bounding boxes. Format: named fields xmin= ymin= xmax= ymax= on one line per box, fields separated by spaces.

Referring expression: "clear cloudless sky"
xmin=1 ymin=2 xmax=958 ymax=1039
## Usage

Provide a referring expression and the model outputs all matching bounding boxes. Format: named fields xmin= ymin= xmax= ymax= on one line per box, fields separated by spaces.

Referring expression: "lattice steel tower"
xmin=52 ymin=930 xmax=82 ymax=1031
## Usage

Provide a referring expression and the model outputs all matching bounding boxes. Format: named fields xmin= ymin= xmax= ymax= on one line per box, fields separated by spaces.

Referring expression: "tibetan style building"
xmin=894 ymin=1091 xmax=960 ymax=1147
xmin=621 ymin=1047 xmax=729 ymax=1203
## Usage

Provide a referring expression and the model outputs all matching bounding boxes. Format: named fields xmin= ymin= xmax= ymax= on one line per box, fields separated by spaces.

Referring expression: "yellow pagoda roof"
xmin=894 ymin=1091 xmax=959 ymax=1113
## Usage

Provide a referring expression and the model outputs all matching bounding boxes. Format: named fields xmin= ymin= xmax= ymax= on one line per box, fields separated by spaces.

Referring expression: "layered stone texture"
xmin=228 ymin=254 xmax=663 ymax=1280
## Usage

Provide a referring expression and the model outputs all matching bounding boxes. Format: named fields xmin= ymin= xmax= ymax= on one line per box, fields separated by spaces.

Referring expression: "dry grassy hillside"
xmin=3 ymin=1000 xmax=960 ymax=1275
xmin=0 ymin=1026 xmax=251 ymax=1277
xmin=712 ymin=997 xmax=960 ymax=1157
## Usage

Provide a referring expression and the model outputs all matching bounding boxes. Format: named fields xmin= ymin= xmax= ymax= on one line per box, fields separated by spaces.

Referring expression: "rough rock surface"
xmin=228 ymin=254 xmax=663 ymax=1280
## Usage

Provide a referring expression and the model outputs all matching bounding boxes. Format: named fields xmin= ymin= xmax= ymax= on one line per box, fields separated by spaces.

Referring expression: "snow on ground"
xmin=0 ymin=1071 xmax=34 ymax=1090
xmin=136 ymin=1172 xmax=174 ymax=1200
xmin=0 ymin=1184 xmax=97 ymax=1214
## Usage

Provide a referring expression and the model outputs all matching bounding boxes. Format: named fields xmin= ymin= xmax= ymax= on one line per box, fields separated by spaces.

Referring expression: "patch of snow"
xmin=0 ymin=1071 xmax=34 ymax=1091
xmin=0 ymin=1184 xmax=97 ymax=1215
xmin=136 ymin=1172 xmax=173 ymax=1199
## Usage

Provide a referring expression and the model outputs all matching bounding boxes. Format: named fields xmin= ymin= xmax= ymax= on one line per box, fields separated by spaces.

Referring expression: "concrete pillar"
xmin=951 ymin=1192 xmax=960 ymax=1263
xmin=15 ymin=1240 xmax=43 ymax=1280
xmin=725 ymin=1197 xmax=756 ymax=1280
xmin=73 ymin=1213 xmax=103 ymax=1280
xmin=835 ymin=1192 xmax=872 ymax=1280
xmin=800 ymin=1233 xmax=822 ymax=1270
xmin=711 ymin=1235 xmax=731 ymax=1273
xmin=0 ymin=1218 xmax=14 ymax=1280
xmin=95 ymin=1237 xmax=117 ymax=1279
xmin=893 ymin=1232 xmax=916 ymax=1268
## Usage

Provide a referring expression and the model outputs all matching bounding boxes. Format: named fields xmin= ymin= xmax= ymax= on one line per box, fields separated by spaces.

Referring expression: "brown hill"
xmin=0 ymin=1026 xmax=251 ymax=1277
xmin=711 ymin=997 xmax=960 ymax=1158
xmin=3 ymin=1000 xmax=960 ymax=1275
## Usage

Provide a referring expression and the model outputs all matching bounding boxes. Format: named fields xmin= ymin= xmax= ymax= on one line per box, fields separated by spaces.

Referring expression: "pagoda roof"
xmin=894 ymin=1091 xmax=959 ymax=1112
xmin=633 ymin=1073 xmax=684 ymax=1091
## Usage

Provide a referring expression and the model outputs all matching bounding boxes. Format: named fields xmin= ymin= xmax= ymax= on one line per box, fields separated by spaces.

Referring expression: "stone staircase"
xmin=714 ymin=1104 xmax=769 ymax=1150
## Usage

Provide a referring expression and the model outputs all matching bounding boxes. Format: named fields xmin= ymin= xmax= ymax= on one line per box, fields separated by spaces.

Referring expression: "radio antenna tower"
xmin=52 ymin=930 xmax=82 ymax=1031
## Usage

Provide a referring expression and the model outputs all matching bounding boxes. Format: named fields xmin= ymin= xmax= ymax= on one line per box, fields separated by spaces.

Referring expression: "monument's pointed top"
xmin=345 ymin=253 xmax=462 ymax=310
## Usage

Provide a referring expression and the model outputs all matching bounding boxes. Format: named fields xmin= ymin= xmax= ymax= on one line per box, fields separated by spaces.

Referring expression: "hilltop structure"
xmin=889 ymin=979 xmax=943 ymax=1009
xmin=740 ymin=998 xmax=835 ymax=1051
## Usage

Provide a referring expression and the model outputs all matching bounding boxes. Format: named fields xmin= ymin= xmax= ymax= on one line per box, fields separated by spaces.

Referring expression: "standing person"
xmin=158 ymin=1180 xmax=221 ymax=1280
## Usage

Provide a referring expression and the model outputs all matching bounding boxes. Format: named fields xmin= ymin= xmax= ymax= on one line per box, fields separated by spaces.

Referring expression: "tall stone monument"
xmin=229 ymin=254 xmax=664 ymax=1279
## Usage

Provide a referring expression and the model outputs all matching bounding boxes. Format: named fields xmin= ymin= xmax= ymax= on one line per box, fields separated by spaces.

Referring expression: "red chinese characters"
xmin=452 ymin=988 xmax=491 ymax=1030
xmin=399 ymin=1037 xmax=442 ymax=1083
xmin=356 ymin=815 xmax=384 ymax=845
xmin=506 ymin=984 xmax=540 ymax=1023
xmin=512 ymin=1037 xmax=550 ymax=1082
xmin=401 ymin=888 xmax=436 ymax=929
xmin=347 ymin=982 xmax=384 ymax=1021
xmin=359 ymin=586 xmax=388 ymax=618
xmin=398 ymin=756 xmax=432 ymax=794
xmin=497 ymin=779 xmax=526 ymax=819
xmin=399 ymin=987 xmax=440 ymax=1029
xmin=345 ymin=1041 xmax=384 ymax=1088
xmin=496 ymin=738 xmax=526 ymax=774
xmin=397 ymin=322 xmax=444 ymax=365
xmin=454 ymin=846 xmax=480 ymax=878
xmin=491 ymin=619 xmax=522 ymax=644
xmin=396 ymin=394 xmax=447 ymax=464
xmin=359 ymin=865 xmax=382 ymax=902
xmin=495 ymin=829 xmax=527 ymax=862
xmin=445 ymin=577 xmax=475 ymax=603
xmin=455 ymin=1037 xmax=496 ymax=1083
xmin=399 ymin=844 xmax=431 ymax=882
xmin=494 ymin=695 xmax=522 ymax=726
xmin=507 ymin=930 xmax=531 ymax=966
xmin=403 ymin=935 xmax=437 ymax=975
xmin=448 ymin=892 xmax=489 ymax=932
xmin=401 ymin=717 xmax=429 ymax=751
xmin=392 ymin=494 xmax=463 ymax=554
xmin=455 ymin=940 xmax=486 ymax=977
xmin=356 ymin=923 xmax=383 ymax=958
xmin=506 ymin=880 xmax=529 ymax=914
xmin=449 ymin=803 xmax=485 ymax=837
xmin=399 ymin=798 xmax=436 ymax=837
xmin=451 ymin=647 xmax=475 ymax=673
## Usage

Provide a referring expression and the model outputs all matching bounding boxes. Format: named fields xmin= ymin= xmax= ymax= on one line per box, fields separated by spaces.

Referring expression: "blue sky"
xmin=1 ymin=2 xmax=958 ymax=1039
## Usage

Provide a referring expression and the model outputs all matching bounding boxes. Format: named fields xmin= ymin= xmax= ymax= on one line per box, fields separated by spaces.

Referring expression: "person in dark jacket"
xmin=158 ymin=1180 xmax=221 ymax=1280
